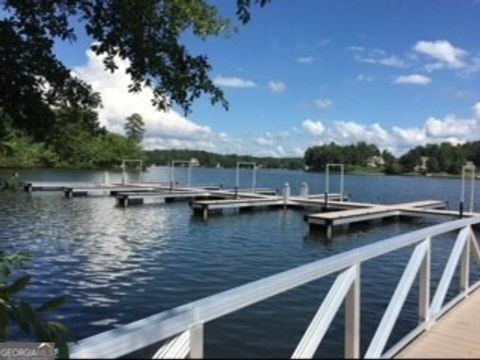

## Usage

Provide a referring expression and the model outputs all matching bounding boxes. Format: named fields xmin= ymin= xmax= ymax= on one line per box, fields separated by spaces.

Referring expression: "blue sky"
xmin=52 ymin=0 xmax=480 ymax=156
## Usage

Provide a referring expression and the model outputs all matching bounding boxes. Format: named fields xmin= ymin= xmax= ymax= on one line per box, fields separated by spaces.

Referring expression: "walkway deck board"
xmin=397 ymin=289 xmax=480 ymax=358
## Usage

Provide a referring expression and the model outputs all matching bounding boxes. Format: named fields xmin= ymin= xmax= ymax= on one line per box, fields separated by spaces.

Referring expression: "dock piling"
xmin=283 ymin=183 xmax=290 ymax=210
xmin=300 ymin=182 xmax=309 ymax=197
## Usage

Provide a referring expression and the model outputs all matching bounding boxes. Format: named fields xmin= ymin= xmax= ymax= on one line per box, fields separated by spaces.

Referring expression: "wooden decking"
xmin=397 ymin=288 xmax=480 ymax=358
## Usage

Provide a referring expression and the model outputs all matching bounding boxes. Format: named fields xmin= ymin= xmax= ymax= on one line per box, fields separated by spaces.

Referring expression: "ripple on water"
xmin=1 ymin=168 xmax=479 ymax=357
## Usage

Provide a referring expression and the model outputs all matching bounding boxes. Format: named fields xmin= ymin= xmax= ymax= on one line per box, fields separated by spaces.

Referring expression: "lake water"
xmin=0 ymin=167 xmax=478 ymax=358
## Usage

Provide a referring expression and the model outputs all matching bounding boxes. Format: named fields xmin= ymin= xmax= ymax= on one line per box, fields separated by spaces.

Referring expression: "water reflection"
xmin=0 ymin=167 xmax=478 ymax=357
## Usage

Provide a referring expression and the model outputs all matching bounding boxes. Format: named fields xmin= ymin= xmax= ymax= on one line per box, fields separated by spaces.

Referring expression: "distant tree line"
xmin=397 ymin=142 xmax=480 ymax=175
xmin=145 ymin=149 xmax=305 ymax=170
xmin=304 ymin=142 xmax=394 ymax=171
xmin=304 ymin=141 xmax=480 ymax=175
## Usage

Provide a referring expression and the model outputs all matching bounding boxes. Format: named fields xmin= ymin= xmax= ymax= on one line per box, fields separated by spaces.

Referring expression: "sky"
xmin=52 ymin=0 xmax=480 ymax=157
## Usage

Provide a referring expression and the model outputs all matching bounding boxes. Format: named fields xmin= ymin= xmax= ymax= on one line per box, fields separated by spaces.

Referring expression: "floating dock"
xmin=189 ymin=192 xmax=350 ymax=220
xmin=191 ymin=197 xmax=285 ymax=220
xmin=306 ymin=200 xmax=456 ymax=238
xmin=116 ymin=190 xmax=214 ymax=207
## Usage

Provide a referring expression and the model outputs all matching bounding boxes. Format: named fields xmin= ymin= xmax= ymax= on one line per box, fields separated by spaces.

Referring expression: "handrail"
xmin=71 ymin=216 xmax=480 ymax=359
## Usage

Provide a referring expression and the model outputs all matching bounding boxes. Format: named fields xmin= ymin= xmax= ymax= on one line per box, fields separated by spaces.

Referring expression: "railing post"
xmin=460 ymin=227 xmax=471 ymax=293
xmin=419 ymin=237 xmax=431 ymax=324
xmin=190 ymin=309 xmax=204 ymax=359
xmin=345 ymin=264 xmax=361 ymax=359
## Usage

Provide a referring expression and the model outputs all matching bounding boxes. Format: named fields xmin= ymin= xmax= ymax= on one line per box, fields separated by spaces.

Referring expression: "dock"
xmin=189 ymin=191 xmax=349 ymax=220
xmin=116 ymin=190 xmax=213 ymax=207
xmin=397 ymin=288 xmax=480 ymax=358
xmin=191 ymin=197 xmax=285 ymax=220
xmin=304 ymin=200 xmax=480 ymax=238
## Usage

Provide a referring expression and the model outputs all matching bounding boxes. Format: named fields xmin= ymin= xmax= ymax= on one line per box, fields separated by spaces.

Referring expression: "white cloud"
xmin=293 ymin=147 xmax=305 ymax=157
xmin=334 ymin=121 xmax=392 ymax=146
xmin=392 ymin=126 xmax=427 ymax=147
xmin=314 ymin=98 xmax=334 ymax=110
xmin=347 ymin=46 xmax=365 ymax=52
xmin=356 ymin=74 xmax=374 ymax=82
xmin=213 ymin=76 xmax=256 ymax=88
xmin=299 ymin=102 xmax=480 ymax=155
xmin=349 ymin=47 xmax=407 ymax=68
xmin=73 ymin=50 xmax=214 ymax=149
xmin=275 ymin=145 xmax=286 ymax=156
xmin=425 ymin=115 xmax=477 ymax=138
xmin=473 ymin=102 xmax=480 ymax=120
xmin=414 ymin=40 xmax=467 ymax=69
xmin=393 ymin=74 xmax=432 ymax=85
xmin=302 ymin=119 xmax=326 ymax=136
xmin=268 ymin=80 xmax=286 ymax=93
xmin=255 ymin=136 xmax=274 ymax=146
xmin=297 ymin=56 xmax=315 ymax=64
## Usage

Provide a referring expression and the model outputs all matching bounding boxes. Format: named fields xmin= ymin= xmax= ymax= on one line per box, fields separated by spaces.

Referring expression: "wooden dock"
xmin=305 ymin=200 xmax=464 ymax=238
xmin=191 ymin=197 xmax=284 ymax=220
xmin=397 ymin=288 xmax=480 ymax=358
xmin=116 ymin=190 xmax=214 ymax=207
xmin=189 ymin=192 xmax=350 ymax=220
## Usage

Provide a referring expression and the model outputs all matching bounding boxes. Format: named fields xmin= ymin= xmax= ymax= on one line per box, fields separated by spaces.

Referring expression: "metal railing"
xmin=71 ymin=216 xmax=480 ymax=359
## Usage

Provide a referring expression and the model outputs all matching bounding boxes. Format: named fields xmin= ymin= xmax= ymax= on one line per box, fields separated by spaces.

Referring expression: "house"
xmin=190 ymin=158 xmax=200 ymax=167
xmin=366 ymin=155 xmax=385 ymax=168
xmin=414 ymin=156 xmax=429 ymax=172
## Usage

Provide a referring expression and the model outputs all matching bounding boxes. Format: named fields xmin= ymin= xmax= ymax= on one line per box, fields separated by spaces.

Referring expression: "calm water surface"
xmin=0 ymin=167 xmax=478 ymax=358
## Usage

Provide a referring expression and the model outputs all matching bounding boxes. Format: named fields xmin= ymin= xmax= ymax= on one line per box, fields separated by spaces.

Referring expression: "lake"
xmin=0 ymin=167 xmax=478 ymax=358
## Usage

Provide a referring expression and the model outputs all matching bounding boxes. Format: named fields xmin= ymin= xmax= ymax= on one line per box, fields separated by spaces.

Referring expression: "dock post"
xmin=202 ymin=206 xmax=208 ymax=221
xmin=283 ymin=183 xmax=290 ymax=210
xmin=300 ymin=182 xmax=309 ymax=197
xmin=326 ymin=223 xmax=333 ymax=239
xmin=459 ymin=201 xmax=464 ymax=218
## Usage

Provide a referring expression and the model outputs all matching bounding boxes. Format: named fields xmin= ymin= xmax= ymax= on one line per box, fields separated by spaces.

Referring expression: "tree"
xmin=427 ymin=157 xmax=440 ymax=173
xmin=1 ymin=0 xmax=270 ymax=142
xmin=384 ymin=161 xmax=403 ymax=175
xmin=0 ymin=252 xmax=70 ymax=357
xmin=124 ymin=113 xmax=145 ymax=144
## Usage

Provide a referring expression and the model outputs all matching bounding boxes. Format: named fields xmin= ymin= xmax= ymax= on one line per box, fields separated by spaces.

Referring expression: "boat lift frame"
xmin=170 ymin=160 xmax=196 ymax=189
xmin=325 ymin=163 xmax=345 ymax=200
xmin=236 ymin=162 xmax=257 ymax=193
xmin=121 ymin=159 xmax=143 ymax=184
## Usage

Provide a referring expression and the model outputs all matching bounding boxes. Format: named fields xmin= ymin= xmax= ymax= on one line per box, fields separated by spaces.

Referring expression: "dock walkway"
xmin=305 ymin=200 xmax=470 ymax=237
xmin=397 ymin=288 xmax=480 ymax=358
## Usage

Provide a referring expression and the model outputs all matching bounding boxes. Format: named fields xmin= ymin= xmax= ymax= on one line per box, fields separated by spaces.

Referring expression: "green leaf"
xmin=7 ymin=275 xmax=30 ymax=294
xmin=37 ymin=296 xmax=66 ymax=312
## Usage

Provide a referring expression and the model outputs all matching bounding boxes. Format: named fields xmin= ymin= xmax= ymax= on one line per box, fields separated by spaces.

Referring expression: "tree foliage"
xmin=399 ymin=142 xmax=469 ymax=175
xmin=124 ymin=113 xmax=145 ymax=144
xmin=1 ymin=0 xmax=270 ymax=134
xmin=0 ymin=252 xmax=70 ymax=357
xmin=304 ymin=142 xmax=380 ymax=171
xmin=146 ymin=149 xmax=304 ymax=169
